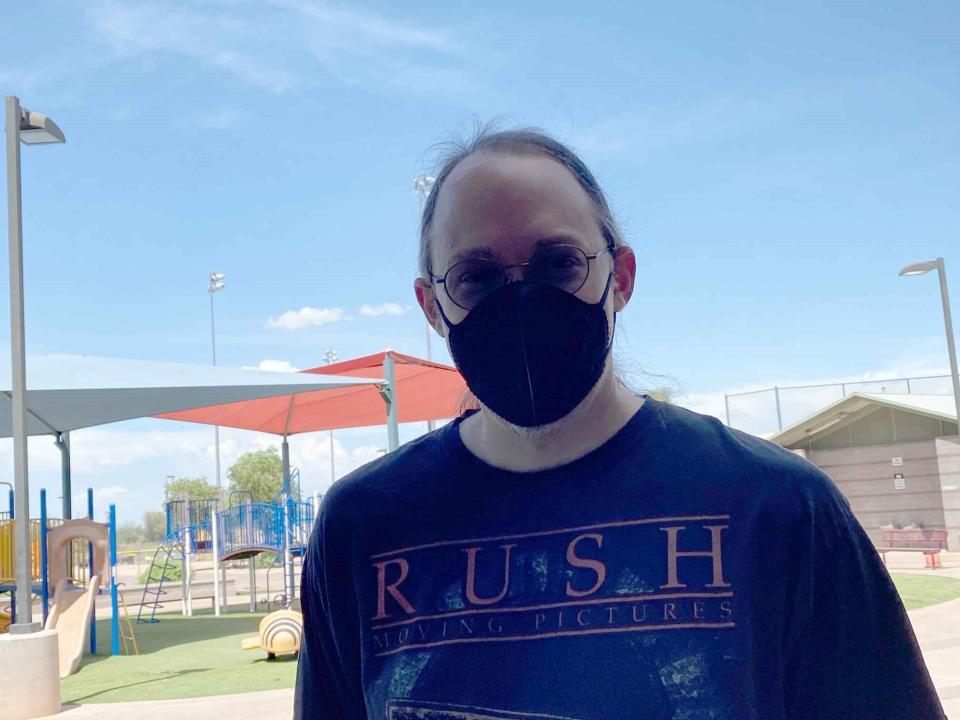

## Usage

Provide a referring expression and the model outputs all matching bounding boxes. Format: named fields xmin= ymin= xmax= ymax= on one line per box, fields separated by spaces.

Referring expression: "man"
xmin=295 ymin=128 xmax=943 ymax=719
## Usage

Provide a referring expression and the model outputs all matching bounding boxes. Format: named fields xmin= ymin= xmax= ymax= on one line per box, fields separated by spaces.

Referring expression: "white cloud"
xmin=84 ymin=0 xmax=467 ymax=97
xmin=267 ymin=306 xmax=344 ymax=330
xmin=87 ymin=0 xmax=298 ymax=94
xmin=359 ymin=302 xmax=411 ymax=317
xmin=242 ymin=359 xmax=300 ymax=373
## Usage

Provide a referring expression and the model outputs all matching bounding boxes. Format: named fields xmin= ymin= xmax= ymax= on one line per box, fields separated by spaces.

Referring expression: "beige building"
xmin=769 ymin=393 xmax=960 ymax=550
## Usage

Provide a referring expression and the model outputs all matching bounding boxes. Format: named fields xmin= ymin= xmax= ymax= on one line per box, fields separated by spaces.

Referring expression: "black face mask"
xmin=438 ymin=276 xmax=614 ymax=428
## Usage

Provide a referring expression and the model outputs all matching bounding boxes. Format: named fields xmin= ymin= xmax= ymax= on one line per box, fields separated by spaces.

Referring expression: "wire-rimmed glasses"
xmin=431 ymin=243 xmax=615 ymax=311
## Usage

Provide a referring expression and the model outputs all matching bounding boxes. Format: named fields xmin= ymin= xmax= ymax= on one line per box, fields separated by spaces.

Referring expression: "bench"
xmin=878 ymin=530 xmax=948 ymax=569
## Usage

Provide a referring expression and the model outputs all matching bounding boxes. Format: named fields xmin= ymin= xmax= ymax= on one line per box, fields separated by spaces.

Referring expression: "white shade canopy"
xmin=0 ymin=354 xmax=385 ymax=437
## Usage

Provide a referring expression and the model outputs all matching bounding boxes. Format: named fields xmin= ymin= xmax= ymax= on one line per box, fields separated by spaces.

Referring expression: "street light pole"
xmin=5 ymin=96 xmax=65 ymax=630
xmin=900 ymin=257 xmax=960 ymax=429
xmin=208 ymin=273 xmax=225 ymax=497
xmin=324 ymin=349 xmax=337 ymax=486
xmin=414 ymin=175 xmax=436 ymax=431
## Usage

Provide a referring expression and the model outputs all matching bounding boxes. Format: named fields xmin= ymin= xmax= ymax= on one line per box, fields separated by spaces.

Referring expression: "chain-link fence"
xmin=725 ymin=374 xmax=955 ymax=438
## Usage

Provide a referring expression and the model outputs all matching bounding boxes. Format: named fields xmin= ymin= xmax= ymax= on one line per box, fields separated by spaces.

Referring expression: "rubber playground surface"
xmin=61 ymin=607 xmax=297 ymax=704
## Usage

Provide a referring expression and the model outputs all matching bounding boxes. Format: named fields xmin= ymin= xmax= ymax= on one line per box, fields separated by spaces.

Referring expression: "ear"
xmin=611 ymin=244 xmax=636 ymax=312
xmin=415 ymin=277 xmax=447 ymax=338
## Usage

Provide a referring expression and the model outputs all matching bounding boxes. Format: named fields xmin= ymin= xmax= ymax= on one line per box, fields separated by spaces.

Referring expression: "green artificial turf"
xmin=60 ymin=606 xmax=297 ymax=704
xmin=891 ymin=573 xmax=960 ymax=611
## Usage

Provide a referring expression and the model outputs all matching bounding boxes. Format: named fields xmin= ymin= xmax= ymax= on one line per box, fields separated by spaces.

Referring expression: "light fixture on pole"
xmin=899 ymin=257 xmax=960 ymax=429
xmin=6 ymin=96 xmax=65 ymax=631
xmin=414 ymin=175 xmax=437 ymax=431
xmin=208 ymin=272 xmax=225 ymax=497
xmin=324 ymin=349 xmax=338 ymax=486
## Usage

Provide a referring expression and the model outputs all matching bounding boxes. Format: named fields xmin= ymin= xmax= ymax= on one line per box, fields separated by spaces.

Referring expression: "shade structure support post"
xmin=7 ymin=95 xmax=37 ymax=633
xmin=87 ymin=487 xmax=96 ymax=655
xmin=935 ymin=258 xmax=960 ymax=431
xmin=54 ymin=432 xmax=71 ymax=519
xmin=382 ymin=352 xmax=400 ymax=452
xmin=109 ymin=504 xmax=119 ymax=656
xmin=281 ymin=435 xmax=291 ymax=486
xmin=723 ymin=394 xmax=730 ymax=427
xmin=211 ymin=502 xmax=221 ymax=617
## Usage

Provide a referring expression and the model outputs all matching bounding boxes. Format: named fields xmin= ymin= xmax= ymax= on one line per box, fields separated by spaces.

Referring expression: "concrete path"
xmin=37 ymin=689 xmax=292 ymax=720
xmin=910 ymin=598 xmax=960 ymax=718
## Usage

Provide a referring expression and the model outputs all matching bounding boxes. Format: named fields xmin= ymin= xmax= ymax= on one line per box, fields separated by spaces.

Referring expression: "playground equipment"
xmin=241 ymin=608 xmax=303 ymax=659
xmin=44 ymin=518 xmax=109 ymax=677
xmin=0 ymin=488 xmax=124 ymax=670
xmin=138 ymin=469 xmax=318 ymax=624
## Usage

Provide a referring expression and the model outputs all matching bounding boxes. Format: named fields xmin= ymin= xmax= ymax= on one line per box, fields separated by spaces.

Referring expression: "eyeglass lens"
xmin=445 ymin=245 xmax=592 ymax=310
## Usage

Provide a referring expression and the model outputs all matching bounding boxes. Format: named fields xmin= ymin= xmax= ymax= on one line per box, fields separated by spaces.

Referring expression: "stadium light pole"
xmin=208 ymin=272 xmax=225 ymax=498
xmin=899 ymin=257 xmax=960 ymax=430
xmin=414 ymin=175 xmax=436 ymax=431
xmin=6 ymin=96 xmax=65 ymax=630
xmin=324 ymin=349 xmax=338 ymax=486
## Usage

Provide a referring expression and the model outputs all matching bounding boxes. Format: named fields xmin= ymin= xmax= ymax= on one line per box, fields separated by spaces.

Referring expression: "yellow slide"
xmin=44 ymin=575 xmax=100 ymax=678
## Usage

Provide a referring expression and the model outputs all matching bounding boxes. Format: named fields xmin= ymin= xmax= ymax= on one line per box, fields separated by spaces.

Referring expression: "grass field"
xmin=890 ymin=572 xmax=960 ymax=611
xmin=60 ymin=607 xmax=297 ymax=704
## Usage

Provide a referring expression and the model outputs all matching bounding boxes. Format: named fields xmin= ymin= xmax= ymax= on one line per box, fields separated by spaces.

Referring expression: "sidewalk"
xmin=910 ymin=598 xmax=960 ymax=718
xmin=40 ymin=689 xmax=293 ymax=720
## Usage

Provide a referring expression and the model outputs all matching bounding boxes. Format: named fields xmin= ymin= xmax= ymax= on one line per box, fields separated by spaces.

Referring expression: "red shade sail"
xmin=155 ymin=351 xmax=467 ymax=435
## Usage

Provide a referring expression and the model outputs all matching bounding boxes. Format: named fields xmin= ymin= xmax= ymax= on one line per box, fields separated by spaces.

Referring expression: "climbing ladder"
xmin=117 ymin=584 xmax=140 ymax=655
xmin=136 ymin=528 xmax=185 ymax=624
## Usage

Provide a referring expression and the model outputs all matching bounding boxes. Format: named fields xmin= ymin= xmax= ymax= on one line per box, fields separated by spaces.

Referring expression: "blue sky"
xmin=1 ymin=0 xmax=959 ymax=524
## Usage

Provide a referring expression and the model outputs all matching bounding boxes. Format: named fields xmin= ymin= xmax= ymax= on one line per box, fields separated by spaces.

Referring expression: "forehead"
xmin=430 ymin=150 xmax=602 ymax=266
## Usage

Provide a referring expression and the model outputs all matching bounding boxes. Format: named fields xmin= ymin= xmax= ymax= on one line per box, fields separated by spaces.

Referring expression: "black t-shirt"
xmin=295 ymin=397 xmax=944 ymax=719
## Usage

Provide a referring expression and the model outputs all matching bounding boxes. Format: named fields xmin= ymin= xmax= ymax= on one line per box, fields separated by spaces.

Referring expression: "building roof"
xmin=768 ymin=392 xmax=957 ymax=449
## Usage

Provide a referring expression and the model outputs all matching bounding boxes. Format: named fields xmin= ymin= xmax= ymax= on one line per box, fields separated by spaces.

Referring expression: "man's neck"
xmin=458 ymin=374 xmax=646 ymax=472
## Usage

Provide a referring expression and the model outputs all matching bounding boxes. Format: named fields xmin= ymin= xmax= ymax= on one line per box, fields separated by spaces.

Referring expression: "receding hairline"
xmin=418 ymin=126 xmax=625 ymax=279
xmin=430 ymin=146 xmax=601 ymax=233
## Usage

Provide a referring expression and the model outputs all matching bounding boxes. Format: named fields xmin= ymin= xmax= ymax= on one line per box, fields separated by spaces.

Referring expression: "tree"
xmin=163 ymin=475 xmax=218 ymax=504
xmin=116 ymin=522 xmax=144 ymax=546
xmin=228 ymin=447 xmax=283 ymax=502
xmin=143 ymin=511 xmax=167 ymax=543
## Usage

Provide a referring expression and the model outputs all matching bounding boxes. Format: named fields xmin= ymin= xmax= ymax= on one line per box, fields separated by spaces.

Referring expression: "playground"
xmin=0 ymin=352 xmax=467 ymax=718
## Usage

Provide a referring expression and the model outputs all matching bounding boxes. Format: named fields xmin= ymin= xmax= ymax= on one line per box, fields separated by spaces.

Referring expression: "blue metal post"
xmin=87 ymin=488 xmax=96 ymax=655
xmin=109 ymin=504 xmax=119 ymax=656
xmin=6 ymin=488 xmax=12 ymax=517
xmin=40 ymin=488 xmax=49 ymax=622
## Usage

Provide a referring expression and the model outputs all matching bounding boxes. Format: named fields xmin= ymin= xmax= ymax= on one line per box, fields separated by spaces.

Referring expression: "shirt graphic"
xmin=369 ymin=514 xmax=735 ymax=658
